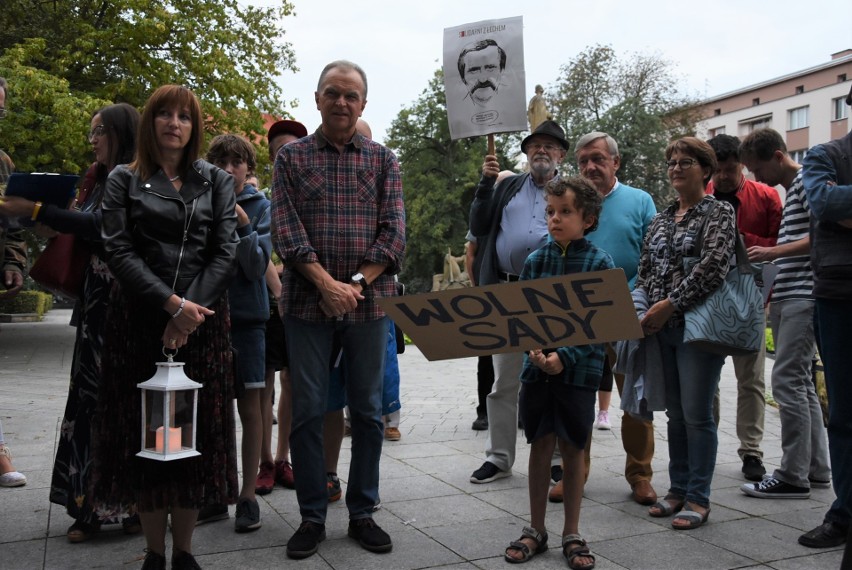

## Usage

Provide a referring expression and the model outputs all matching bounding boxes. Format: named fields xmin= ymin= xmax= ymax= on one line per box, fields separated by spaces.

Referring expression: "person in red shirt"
xmin=706 ymin=134 xmax=782 ymax=483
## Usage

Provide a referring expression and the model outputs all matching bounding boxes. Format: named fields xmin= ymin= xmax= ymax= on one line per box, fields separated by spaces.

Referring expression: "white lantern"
xmin=137 ymin=350 xmax=202 ymax=461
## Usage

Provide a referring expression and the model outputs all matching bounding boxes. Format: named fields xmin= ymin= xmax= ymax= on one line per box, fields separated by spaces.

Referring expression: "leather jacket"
xmin=101 ymin=159 xmax=238 ymax=310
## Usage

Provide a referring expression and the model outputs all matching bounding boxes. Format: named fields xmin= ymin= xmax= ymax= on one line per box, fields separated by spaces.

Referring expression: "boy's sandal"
xmin=672 ymin=506 xmax=710 ymax=530
xmin=504 ymin=526 xmax=548 ymax=563
xmin=562 ymin=534 xmax=595 ymax=570
xmin=648 ymin=494 xmax=686 ymax=518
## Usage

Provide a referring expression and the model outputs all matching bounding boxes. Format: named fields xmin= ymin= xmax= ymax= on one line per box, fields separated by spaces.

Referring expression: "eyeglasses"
xmin=88 ymin=125 xmax=107 ymax=140
xmin=665 ymin=158 xmax=699 ymax=170
xmin=0 ymin=107 xmax=6 ymax=119
xmin=527 ymin=143 xmax=560 ymax=153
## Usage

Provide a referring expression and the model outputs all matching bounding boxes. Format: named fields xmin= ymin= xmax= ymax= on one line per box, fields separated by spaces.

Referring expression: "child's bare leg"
xmin=506 ymin=433 xmax=555 ymax=561
xmin=259 ymin=368 xmax=276 ymax=465
xmin=559 ymin=437 xmax=594 ymax=568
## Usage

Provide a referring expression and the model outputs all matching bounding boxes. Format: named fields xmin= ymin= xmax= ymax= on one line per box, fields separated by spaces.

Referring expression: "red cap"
xmin=267 ymin=119 xmax=308 ymax=144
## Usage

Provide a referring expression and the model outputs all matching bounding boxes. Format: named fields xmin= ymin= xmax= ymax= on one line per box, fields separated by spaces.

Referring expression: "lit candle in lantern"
xmin=155 ymin=426 xmax=182 ymax=452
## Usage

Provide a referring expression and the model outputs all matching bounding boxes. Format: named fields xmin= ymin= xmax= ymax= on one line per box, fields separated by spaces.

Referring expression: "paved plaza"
xmin=0 ymin=309 xmax=843 ymax=569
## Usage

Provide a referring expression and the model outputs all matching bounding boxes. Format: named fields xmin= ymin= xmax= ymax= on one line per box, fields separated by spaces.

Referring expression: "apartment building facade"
xmin=697 ymin=50 xmax=852 ymax=162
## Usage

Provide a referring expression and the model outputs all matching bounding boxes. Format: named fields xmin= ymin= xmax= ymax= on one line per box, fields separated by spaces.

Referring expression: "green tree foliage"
xmin=0 ymin=0 xmax=296 ymax=173
xmin=548 ymin=45 xmax=702 ymax=207
xmin=385 ymin=69 xmax=514 ymax=293
xmin=1 ymin=44 xmax=108 ymax=173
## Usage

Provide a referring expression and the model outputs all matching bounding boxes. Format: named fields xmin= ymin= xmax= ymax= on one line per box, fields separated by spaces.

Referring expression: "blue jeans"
xmin=658 ymin=325 xmax=726 ymax=508
xmin=285 ymin=315 xmax=388 ymax=523
xmin=815 ymin=299 xmax=852 ymax=529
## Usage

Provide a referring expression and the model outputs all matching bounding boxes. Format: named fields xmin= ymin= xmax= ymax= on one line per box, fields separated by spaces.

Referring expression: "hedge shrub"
xmin=0 ymin=290 xmax=53 ymax=317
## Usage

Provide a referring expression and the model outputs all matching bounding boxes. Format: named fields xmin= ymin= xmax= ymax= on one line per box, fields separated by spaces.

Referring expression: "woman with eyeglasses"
xmin=0 ymin=103 xmax=143 ymax=542
xmin=90 ymin=85 xmax=239 ymax=570
xmin=634 ymin=137 xmax=737 ymax=530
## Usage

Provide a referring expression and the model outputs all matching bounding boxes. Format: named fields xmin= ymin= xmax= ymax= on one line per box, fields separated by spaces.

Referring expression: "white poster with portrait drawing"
xmin=443 ymin=16 xmax=527 ymax=140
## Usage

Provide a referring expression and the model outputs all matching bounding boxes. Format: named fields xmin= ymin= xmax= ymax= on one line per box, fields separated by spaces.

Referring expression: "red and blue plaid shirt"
xmin=271 ymin=128 xmax=405 ymax=323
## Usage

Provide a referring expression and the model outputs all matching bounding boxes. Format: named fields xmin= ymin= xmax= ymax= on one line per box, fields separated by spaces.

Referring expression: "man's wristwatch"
xmin=350 ymin=272 xmax=368 ymax=288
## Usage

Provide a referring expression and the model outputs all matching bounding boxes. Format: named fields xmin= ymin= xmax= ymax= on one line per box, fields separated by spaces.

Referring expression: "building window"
xmin=738 ymin=115 xmax=772 ymax=135
xmin=790 ymin=149 xmax=807 ymax=164
xmin=834 ymin=97 xmax=849 ymax=121
xmin=839 ymin=74 xmax=848 ymax=83
xmin=752 ymin=98 xmax=760 ymax=106
xmin=709 ymin=126 xmax=726 ymax=137
xmin=714 ymin=108 xmax=721 ymax=116
xmin=788 ymin=106 xmax=809 ymax=130
xmin=795 ymin=85 xmax=804 ymax=94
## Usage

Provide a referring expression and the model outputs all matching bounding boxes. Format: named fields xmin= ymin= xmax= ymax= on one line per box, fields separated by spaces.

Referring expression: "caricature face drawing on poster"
xmin=443 ymin=17 xmax=527 ymax=140
xmin=458 ymin=39 xmax=507 ymax=108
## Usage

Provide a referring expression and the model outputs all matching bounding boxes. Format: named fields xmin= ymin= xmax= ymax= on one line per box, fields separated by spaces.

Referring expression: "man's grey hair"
xmin=574 ymin=131 xmax=619 ymax=158
xmin=317 ymin=60 xmax=368 ymax=98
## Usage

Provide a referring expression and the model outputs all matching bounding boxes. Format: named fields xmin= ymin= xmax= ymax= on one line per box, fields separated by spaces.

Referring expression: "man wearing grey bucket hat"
xmin=468 ymin=120 xmax=569 ymax=484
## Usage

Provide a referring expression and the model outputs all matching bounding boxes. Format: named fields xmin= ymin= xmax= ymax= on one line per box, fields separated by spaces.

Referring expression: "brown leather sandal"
xmin=562 ymin=534 xmax=595 ymax=570
xmin=504 ymin=526 xmax=548 ymax=563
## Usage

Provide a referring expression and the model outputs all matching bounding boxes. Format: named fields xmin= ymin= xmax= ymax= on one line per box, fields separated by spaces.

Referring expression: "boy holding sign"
xmin=504 ymin=176 xmax=611 ymax=569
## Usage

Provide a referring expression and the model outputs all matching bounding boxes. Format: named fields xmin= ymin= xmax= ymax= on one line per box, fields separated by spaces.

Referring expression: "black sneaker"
xmin=234 ymin=497 xmax=262 ymax=533
xmin=741 ymin=476 xmax=810 ymax=499
xmin=551 ymin=464 xmax=563 ymax=483
xmin=470 ymin=461 xmax=511 ymax=484
xmin=141 ymin=550 xmax=166 ymax=570
xmin=171 ymin=550 xmax=201 ymax=570
xmin=287 ymin=521 xmax=326 ymax=559
xmin=471 ymin=414 xmax=488 ymax=431
xmin=348 ymin=517 xmax=392 ymax=553
xmin=327 ymin=472 xmax=342 ymax=502
xmin=742 ymin=455 xmax=766 ymax=482
xmin=195 ymin=504 xmax=228 ymax=526
xmin=799 ymin=521 xmax=848 ymax=548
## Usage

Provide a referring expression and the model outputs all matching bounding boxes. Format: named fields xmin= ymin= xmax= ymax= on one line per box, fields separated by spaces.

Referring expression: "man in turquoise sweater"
xmin=569 ymin=131 xmax=658 ymax=506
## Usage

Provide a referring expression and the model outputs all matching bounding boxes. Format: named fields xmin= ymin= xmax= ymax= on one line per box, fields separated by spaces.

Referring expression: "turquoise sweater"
xmin=585 ymin=181 xmax=656 ymax=288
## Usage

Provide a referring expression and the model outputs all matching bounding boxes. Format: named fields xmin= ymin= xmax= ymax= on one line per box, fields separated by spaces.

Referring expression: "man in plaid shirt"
xmin=271 ymin=60 xmax=405 ymax=560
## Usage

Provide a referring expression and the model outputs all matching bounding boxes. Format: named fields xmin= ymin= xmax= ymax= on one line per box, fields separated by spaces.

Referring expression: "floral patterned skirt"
xmin=89 ymin=283 xmax=238 ymax=514
xmin=49 ymin=256 xmax=122 ymax=524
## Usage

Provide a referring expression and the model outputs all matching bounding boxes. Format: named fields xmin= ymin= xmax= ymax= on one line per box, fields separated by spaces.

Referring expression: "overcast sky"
xmin=258 ymin=0 xmax=852 ymax=144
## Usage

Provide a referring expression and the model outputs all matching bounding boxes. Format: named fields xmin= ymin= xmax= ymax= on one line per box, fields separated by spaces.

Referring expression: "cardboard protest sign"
xmin=378 ymin=269 xmax=643 ymax=361
xmin=443 ymin=16 xmax=527 ymax=140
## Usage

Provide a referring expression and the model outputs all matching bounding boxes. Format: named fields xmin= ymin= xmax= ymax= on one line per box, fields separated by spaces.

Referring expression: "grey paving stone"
xmin=593 ymin=530 xmax=754 ymax=569
xmin=0 ymin=312 xmax=838 ymax=569
xmin=0 ymin=539 xmax=46 ymax=570
xmin=383 ymin=494 xmax=512 ymax=529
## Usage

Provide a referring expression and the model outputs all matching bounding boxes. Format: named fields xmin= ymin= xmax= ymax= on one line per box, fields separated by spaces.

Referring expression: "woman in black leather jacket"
xmin=91 ymin=85 xmax=239 ymax=570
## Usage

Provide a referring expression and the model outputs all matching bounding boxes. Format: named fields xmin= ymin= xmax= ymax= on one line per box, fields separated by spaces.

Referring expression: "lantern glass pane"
xmin=173 ymin=389 xmax=195 ymax=449
xmin=142 ymin=390 xmax=164 ymax=452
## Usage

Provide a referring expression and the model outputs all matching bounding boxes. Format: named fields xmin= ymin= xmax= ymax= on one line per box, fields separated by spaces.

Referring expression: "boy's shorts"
xmin=233 ymin=325 xmax=267 ymax=394
xmin=519 ymin=381 xmax=595 ymax=450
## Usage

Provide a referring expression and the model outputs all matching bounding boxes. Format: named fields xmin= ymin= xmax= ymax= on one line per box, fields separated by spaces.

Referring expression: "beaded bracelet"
xmin=171 ymin=297 xmax=186 ymax=319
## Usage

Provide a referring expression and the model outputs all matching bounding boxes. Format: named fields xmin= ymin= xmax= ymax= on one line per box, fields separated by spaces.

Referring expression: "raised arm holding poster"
xmin=443 ymin=16 xmax=527 ymax=140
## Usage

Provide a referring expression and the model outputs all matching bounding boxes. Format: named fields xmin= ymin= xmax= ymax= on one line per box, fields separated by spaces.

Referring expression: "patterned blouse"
xmin=635 ymin=195 xmax=737 ymax=326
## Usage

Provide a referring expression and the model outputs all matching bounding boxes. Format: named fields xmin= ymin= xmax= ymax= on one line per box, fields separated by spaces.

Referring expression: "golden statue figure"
xmin=527 ymin=84 xmax=551 ymax=132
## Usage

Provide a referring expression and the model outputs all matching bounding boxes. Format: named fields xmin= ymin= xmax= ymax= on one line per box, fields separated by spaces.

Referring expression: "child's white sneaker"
xmin=0 ymin=447 xmax=26 ymax=487
xmin=596 ymin=410 xmax=611 ymax=430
